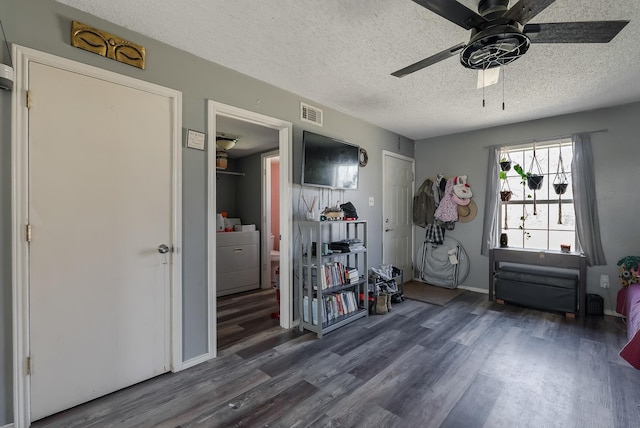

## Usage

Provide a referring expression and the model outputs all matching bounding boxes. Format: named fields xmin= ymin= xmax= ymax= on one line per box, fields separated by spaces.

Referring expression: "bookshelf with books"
xmin=298 ymin=220 xmax=368 ymax=337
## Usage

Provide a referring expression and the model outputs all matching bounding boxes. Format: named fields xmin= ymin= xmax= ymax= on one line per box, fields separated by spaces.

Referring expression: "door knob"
xmin=158 ymin=244 xmax=170 ymax=254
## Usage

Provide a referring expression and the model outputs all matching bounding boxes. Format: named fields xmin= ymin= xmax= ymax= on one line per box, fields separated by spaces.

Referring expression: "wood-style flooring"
xmin=216 ymin=288 xmax=281 ymax=350
xmin=33 ymin=289 xmax=640 ymax=428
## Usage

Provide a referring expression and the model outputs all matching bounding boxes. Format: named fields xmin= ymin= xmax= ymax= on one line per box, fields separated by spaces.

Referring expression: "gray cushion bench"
xmin=494 ymin=264 xmax=579 ymax=316
xmin=489 ymin=248 xmax=587 ymax=318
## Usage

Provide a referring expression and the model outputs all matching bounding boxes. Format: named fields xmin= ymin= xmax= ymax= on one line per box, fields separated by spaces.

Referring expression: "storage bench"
xmin=495 ymin=265 xmax=579 ymax=316
xmin=489 ymin=248 xmax=587 ymax=318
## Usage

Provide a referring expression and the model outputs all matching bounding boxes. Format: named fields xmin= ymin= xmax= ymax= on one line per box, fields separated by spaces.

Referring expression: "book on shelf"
xmin=305 ymin=261 xmax=362 ymax=291
xmin=346 ymin=267 xmax=359 ymax=284
xmin=315 ymin=291 xmax=360 ymax=324
xmin=329 ymin=239 xmax=365 ymax=253
xmin=303 ymin=296 xmax=319 ymax=325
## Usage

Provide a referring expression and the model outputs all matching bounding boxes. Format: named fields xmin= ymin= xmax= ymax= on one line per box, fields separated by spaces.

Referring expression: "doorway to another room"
xmin=262 ymin=151 xmax=280 ymax=294
xmin=208 ymin=101 xmax=293 ymax=355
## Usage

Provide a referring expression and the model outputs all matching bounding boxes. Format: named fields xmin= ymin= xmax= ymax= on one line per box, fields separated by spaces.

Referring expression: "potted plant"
xmin=499 ymin=171 xmax=512 ymax=202
xmin=499 ymin=157 xmax=512 ymax=172
xmin=512 ymin=163 xmax=541 ymax=214
xmin=527 ymin=174 xmax=544 ymax=190
xmin=513 ymin=163 xmax=544 ymax=190
xmin=553 ymin=183 xmax=568 ymax=195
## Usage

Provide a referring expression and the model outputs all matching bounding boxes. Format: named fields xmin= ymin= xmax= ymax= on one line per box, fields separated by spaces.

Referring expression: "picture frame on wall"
xmin=186 ymin=129 xmax=206 ymax=150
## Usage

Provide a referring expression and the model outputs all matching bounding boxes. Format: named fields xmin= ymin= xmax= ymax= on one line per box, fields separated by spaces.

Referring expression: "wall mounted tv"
xmin=301 ymin=130 xmax=359 ymax=190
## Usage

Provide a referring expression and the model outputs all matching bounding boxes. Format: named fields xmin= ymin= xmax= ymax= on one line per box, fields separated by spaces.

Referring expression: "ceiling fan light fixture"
xmin=460 ymin=26 xmax=530 ymax=70
xmin=216 ymin=136 xmax=237 ymax=150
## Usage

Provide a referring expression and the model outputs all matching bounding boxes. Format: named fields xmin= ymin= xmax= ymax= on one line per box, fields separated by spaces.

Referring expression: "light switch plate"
xmin=369 ymin=196 xmax=374 ymax=206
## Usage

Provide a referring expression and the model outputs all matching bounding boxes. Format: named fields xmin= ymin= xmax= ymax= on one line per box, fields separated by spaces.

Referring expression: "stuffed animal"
xmin=453 ymin=175 xmax=473 ymax=199
xmin=617 ymin=256 xmax=640 ymax=287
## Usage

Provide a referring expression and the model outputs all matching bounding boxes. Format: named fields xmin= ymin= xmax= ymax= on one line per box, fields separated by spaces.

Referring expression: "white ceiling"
xmin=56 ymin=0 xmax=640 ymax=141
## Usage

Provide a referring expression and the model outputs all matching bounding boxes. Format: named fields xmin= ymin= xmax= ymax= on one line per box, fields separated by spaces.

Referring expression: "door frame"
xmin=207 ymin=101 xmax=293 ymax=357
xmin=11 ymin=45 xmax=183 ymax=427
xmin=381 ymin=150 xmax=415 ymax=280
xmin=261 ymin=150 xmax=280 ymax=290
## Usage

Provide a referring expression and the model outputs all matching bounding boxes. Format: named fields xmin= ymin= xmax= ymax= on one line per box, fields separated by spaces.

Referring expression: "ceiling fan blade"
xmin=391 ymin=43 xmax=465 ymax=78
xmin=411 ymin=0 xmax=487 ymax=30
xmin=504 ymin=0 xmax=556 ymax=25
xmin=524 ymin=21 xmax=630 ymax=43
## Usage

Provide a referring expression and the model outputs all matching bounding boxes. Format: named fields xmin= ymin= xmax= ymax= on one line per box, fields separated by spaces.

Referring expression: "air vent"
xmin=300 ymin=102 xmax=323 ymax=126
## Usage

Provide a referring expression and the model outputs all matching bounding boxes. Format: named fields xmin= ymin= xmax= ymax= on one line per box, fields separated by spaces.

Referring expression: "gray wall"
xmin=216 ymin=159 xmax=240 ymax=218
xmin=0 ymin=0 xmax=412 ymax=424
xmin=236 ymin=154 xmax=264 ymax=229
xmin=414 ymin=101 xmax=640 ymax=313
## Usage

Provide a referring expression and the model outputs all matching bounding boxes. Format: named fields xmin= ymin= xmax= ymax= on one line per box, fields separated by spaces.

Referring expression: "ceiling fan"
xmin=392 ymin=0 xmax=629 ymax=78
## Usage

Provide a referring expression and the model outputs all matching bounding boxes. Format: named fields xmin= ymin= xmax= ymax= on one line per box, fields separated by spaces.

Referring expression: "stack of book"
xmin=329 ymin=238 xmax=364 ymax=253
xmin=346 ymin=267 xmax=359 ymax=284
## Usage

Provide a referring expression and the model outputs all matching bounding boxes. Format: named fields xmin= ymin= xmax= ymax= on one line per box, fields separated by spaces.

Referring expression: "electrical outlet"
xmin=600 ymin=274 xmax=609 ymax=288
xmin=369 ymin=196 xmax=374 ymax=206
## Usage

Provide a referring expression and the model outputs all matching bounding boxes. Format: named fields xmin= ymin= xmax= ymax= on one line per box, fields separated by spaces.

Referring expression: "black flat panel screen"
xmin=301 ymin=131 xmax=359 ymax=190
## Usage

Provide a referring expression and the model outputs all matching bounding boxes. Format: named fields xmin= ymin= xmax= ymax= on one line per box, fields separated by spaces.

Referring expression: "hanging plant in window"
xmin=553 ymin=147 xmax=569 ymax=224
xmin=526 ymin=146 xmax=544 ymax=215
xmin=499 ymin=171 xmax=513 ymax=202
xmin=499 ymin=151 xmax=512 ymax=172
xmin=499 ymin=171 xmax=512 ymax=230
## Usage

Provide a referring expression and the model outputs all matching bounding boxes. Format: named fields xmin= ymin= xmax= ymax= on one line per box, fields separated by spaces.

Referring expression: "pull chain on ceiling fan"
xmin=391 ymin=0 xmax=630 ymax=78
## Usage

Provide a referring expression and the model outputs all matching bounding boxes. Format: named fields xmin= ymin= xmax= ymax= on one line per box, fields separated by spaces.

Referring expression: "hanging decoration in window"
xmin=500 ymin=172 xmax=512 ymax=230
xmin=499 ymin=151 xmax=512 ymax=172
xmin=553 ymin=146 xmax=569 ymax=224
xmin=527 ymin=145 xmax=544 ymax=215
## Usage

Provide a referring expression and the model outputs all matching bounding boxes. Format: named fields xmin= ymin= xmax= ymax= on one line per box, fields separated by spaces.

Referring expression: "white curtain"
xmin=481 ymin=146 xmax=501 ymax=256
xmin=572 ymin=133 xmax=606 ymax=266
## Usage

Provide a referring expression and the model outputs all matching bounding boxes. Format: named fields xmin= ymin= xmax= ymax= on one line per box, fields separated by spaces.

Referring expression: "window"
xmin=499 ymin=139 xmax=576 ymax=251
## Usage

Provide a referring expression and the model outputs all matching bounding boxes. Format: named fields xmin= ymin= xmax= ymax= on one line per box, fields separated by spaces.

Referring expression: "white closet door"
xmin=28 ymin=61 xmax=172 ymax=420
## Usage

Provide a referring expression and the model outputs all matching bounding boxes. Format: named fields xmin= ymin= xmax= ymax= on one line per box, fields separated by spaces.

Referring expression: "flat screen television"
xmin=301 ymin=131 xmax=359 ymax=190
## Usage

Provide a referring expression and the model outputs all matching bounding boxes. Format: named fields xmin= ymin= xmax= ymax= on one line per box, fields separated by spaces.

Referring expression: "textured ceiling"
xmin=56 ymin=0 xmax=640 ymax=140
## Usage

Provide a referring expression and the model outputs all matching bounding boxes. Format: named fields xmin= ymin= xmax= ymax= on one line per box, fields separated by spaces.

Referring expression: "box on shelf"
xmin=234 ymin=224 xmax=256 ymax=232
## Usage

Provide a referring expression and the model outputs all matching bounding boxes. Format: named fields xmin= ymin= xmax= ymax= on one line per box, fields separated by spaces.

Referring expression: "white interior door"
xmin=382 ymin=151 xmax=415 ymax=281
xmin=28 ymin=61 xmax=173 ymax=420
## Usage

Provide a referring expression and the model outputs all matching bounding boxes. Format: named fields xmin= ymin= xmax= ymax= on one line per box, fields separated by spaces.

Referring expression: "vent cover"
xmin=300 ymin=102 xmax=323 ymax=126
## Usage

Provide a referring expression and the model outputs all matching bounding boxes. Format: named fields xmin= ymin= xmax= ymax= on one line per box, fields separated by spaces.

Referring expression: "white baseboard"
xmin=2 ymin=423 xmax=15 ymax=428
xmin=458 ymin=285 xmax=488 ymax=295
xmin=181 ymin=352 xmax=213 ymax=370
xmin=605 ymin=309 xmax=622 ymax=317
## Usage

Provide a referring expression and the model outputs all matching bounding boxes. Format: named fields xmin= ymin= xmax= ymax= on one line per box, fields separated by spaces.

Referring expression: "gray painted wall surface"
xmin=216 ymin=160 xmax=240 ymax=218
xmin=0 ymin=0 xmax=412 ymax=423
xmin=414 ymin=101 xmax=640 ymax=313
xmin=236 ymin=154 xmax=264 ymax=229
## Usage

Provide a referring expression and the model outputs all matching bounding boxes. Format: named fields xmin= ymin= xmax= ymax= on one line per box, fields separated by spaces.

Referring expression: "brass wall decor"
xmin=71 ymin=21 xmax=146 ymax=69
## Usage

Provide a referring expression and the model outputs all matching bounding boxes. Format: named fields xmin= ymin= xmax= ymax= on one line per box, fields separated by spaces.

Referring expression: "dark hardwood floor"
xmin=33 ymin=289 xmax=640 ymax=427
xmin=216 ymin=288 xmax=281 ymax=350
